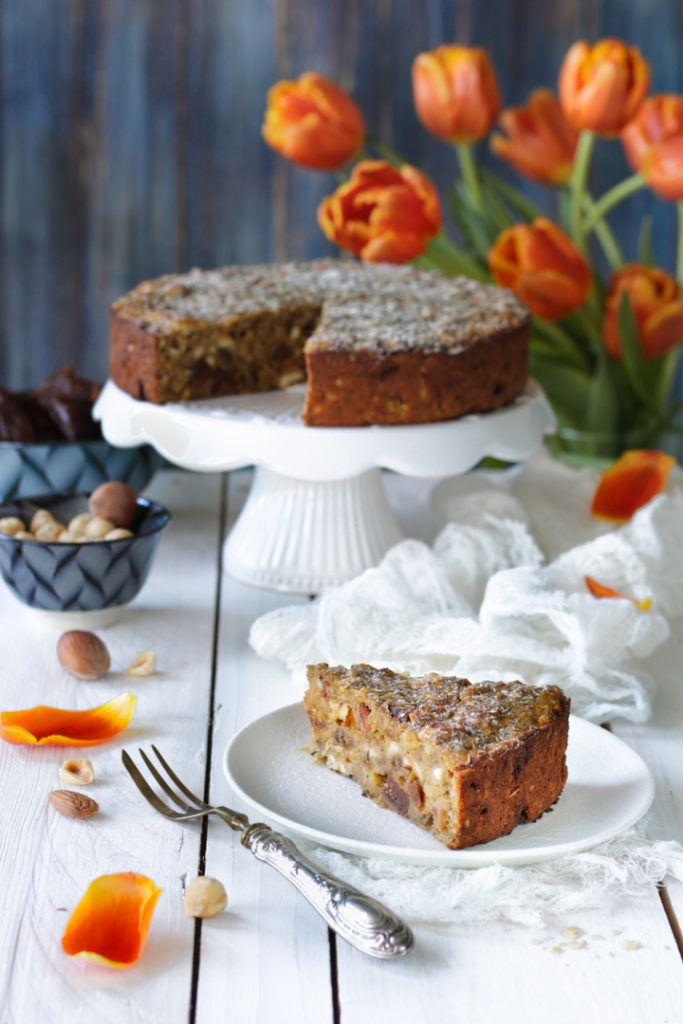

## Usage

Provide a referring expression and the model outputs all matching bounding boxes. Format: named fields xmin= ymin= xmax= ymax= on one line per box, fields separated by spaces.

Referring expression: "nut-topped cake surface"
xmin=303 ymin=663 xmax=570 ymax=849
xmin=110 ymin=260 xmax=530 ymax=425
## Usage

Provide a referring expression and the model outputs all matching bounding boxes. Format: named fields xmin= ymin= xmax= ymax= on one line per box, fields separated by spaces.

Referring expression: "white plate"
xmin=223 ymin=703 xmax=654 ymax=867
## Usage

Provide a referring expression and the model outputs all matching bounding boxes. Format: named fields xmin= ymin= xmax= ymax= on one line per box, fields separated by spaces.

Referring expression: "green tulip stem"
xmin=582 ymin=194 xmax=624 ymax=271
xmin=678 ymin=202 xmax=683 ymax=284
xmin=456 ymin=144 xmax=483 ymax=212
xmin=582 ymin=173 xmax=647 ymax=234
xmin=569 ymin=131 xmax=596 ymax=254
xmin=425 ymin=234 xmax=488 ymax=281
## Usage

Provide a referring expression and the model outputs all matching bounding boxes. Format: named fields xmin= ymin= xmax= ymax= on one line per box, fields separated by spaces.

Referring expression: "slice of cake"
xmin=303 ymin=663 xmax=570 ymax=850
xmin=109 ymin=260 xmax=530 ymax=426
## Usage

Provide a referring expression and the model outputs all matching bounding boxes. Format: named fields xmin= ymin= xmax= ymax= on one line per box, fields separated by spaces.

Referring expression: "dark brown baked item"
xmin=109 ymin=261 xmax=530 ymax=426
xmin=0 ymin=368 xmax=102 ymax=443
xmin=303 ymin=663 xmax=569 ymax=849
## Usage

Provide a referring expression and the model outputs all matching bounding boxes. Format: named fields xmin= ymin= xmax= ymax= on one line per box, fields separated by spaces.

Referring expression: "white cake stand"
xmin=95 ymin=380 xmax=555 ymax=594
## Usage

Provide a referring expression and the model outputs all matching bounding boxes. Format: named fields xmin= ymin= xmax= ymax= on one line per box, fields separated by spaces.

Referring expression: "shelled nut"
xmin=125 ymin=651 xmax=156 ymax=677
xmin=48 ymin=790 xmax=99 ymax=819
xmin=60 ymin=758 xmax=95 ymax=786
xmin=183 ymin=876 xmax=228 ymax=918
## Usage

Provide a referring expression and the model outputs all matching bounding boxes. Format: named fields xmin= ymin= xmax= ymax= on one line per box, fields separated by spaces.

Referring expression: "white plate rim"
xmin=223 ymin=703 xmax=654 ymax=867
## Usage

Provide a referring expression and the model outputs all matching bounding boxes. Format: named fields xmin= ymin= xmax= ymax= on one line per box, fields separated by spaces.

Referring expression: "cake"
xmin=303 ymin=663 xmax=570 ymax=849
xmin=109 ymin=260 xmax=530 ymax=426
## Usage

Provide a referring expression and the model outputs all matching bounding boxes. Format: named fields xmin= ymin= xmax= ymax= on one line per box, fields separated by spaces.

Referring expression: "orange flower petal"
xmin=591 ymin=450 xmax=675 ymax=522
xmin=585 ymin=576 xmax=651 ymax=610
xmin=62 ymin=872 xmax=161 ymax=968
xmin=0 ymin=692 xmax=136 ymax=746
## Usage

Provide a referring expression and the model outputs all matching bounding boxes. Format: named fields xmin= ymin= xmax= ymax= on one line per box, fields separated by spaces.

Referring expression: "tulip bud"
xmin=262 ymin=72 xmax=364 ymax=171
xmin=488 ymin=219 xmax=592 ymax=322
xmin=491 ymin=89 xmax=578 ymax=185
xmin=317 ymin=159 xmax=441 ymax=264
xmin=558 ymin=38 xmax=650 ymax=136
xmin=412 ymin=45 xmax=501 ymax=145
xmin=603 ymin=264 xmax=683 ymax=360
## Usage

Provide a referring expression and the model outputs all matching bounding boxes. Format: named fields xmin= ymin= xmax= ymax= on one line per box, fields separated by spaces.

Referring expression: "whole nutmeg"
xmin=88 ymin=481 xmax=138 ymax=529
xmin=57 ymin=630 xmax=111 ymax=680
xmin=183 ymin=876 xmax=228 ymax=918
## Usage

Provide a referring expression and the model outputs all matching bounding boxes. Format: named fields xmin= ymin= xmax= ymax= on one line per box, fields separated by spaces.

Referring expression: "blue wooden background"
xmin=1 ymin=0 xmax=682 ymax=389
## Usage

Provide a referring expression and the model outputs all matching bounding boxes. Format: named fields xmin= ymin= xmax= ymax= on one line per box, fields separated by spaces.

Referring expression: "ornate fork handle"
xmin=242 ymin=823 xmax=413 ymax=959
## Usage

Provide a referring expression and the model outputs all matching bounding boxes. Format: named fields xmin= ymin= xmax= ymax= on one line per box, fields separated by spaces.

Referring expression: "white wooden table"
xmin=1 ymin=468 xmax=682 ymax=1024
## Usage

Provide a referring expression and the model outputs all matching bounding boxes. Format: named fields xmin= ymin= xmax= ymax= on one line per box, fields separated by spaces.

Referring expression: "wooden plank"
xmin=0 ymin=470 xmax=223 ymax=1022
xmin=610 ymin=621 xmax=683 ymax=931
xmin=194 ymin=469 xmax=334 ymax=1022
xmin=336 ymin=899 xmax=683 ymax=1024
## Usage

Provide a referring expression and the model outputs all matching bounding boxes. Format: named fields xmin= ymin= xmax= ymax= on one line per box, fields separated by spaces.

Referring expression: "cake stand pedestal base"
xmin=224 ymin=466 xmax=403 ymax=594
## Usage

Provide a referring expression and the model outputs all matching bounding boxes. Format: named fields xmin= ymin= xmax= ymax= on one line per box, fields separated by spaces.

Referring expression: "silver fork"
xmin=121 ymin=746 xmax=414 ymax=959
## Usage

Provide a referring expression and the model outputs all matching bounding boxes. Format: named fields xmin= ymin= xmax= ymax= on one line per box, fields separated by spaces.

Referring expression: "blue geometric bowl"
xmin=0 ymin=440 xmax=164 ymax=502
xmin=0 ymin=492 xmax=171 ymax=617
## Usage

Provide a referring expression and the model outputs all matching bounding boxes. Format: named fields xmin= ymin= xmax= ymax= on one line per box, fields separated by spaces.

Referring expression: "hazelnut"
xmin=57 ymin=630 xmax=111 ymax=680
xmin=104 ymin=528 xmax=133 ymax=541
xmin=184 ymin=876 xmax=228 ymax=918
xmin=57 ymin=530 xmax=79 ymax=543
xmin=34 ymin=520 xmax=63 ymax=542
xmin=125 ymin=650 xmax=156 ymax=676
xmin=68 ymin=512 xmax=92 ymax=537
xmin=60 ymin=758 xmax=95 ymax=785
xmin=89 ymin=482 xmax=138 ymax=529
xmin=0 ymin=516 xmax=26 ymax=537
xmin=84 ymin=516 xmax=115 ymax=539
xmin=30 ymin=509 xmax=57 ymax=533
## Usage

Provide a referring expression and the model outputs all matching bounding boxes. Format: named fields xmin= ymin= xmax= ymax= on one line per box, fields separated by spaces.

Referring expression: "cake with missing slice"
xmin=109 ymin=260 xmax=530 ymax=426
xmin=303 ymin=663 xmax=569 ymax=849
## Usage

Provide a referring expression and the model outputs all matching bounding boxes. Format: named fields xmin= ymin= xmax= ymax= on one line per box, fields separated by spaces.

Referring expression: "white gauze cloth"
xmin=248 ymin=449 xmax=683 ymax=922
xmin=251 ymin=450 xmax=683 ymax=722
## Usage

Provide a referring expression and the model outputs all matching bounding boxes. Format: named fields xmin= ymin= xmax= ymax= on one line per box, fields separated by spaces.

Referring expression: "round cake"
xmin=109 ymin=260 xmax=531 ymax=427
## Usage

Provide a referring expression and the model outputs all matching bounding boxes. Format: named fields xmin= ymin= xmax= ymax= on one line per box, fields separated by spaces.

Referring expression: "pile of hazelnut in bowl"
xmin=0 ymin=481 xmax=171 ymax=625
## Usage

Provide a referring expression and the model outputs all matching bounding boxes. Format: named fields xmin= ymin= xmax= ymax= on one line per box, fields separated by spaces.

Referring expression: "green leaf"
xmin=529 ymin=355 xmax=595 ymax=428
xmin=617 ymin=292 xmax=662 ymax=413
xmin=637 ymin=215 xmax=655 ymax=266
xmin=584 ymin=352 xmax=620 ymax=433
xmin=446 ymin=185 xmax=497 ymax=262
xmin=479 ymin=166 xmax=544 ymax=222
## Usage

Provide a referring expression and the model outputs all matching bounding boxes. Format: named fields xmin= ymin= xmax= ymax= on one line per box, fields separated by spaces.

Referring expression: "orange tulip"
xmin=602 ymin=264 xmax=683 ymax=360
xmin=621 ymin=94 xmax=683 ymax=173
xmin=585 ymin=576 xmax=652 ymax=610
xmin=645 ymin=136 xmax=683 ymax=202
xmin=412 ymin=45 xmax=501 ymax=144
xmin=488 ymin=218 xmax=592 ymax=321
xmin=558 ymin=39 xmax=650 ymax=135
xmin=62 ymin=873 xmax=161 ymax=968
xmin=317 ymin=159 xmax=441 ymax=263
xmin=262 ymin=72 xmax=364 ymax=171
xmin=591 ymin=450 xmax=675 ymax=521
xmin=0 ymin=692 xmax=136 ymax=746
xmin=491 ymin=89 xmax=578 ymax=185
